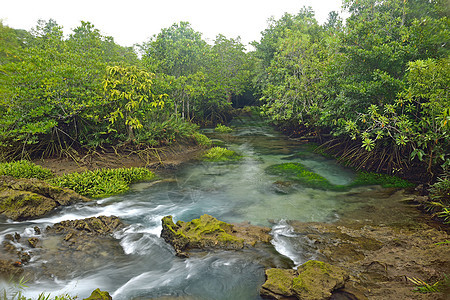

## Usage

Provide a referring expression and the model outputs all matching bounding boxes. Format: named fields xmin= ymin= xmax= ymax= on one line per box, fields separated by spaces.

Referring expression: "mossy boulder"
xmin=0 ymin=176 xmax=89 ymax=220
xmin=161 ymin=214 xmax=271 ymax=256
xmin=261 ymin=260 xmax=348 ymax=300
xmin=83 ymin=288 xmax=112 ymax=300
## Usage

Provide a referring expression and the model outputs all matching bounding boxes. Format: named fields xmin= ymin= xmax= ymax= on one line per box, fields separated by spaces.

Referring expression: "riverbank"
xmin=32 ymin=144 xmax=206 ymax=176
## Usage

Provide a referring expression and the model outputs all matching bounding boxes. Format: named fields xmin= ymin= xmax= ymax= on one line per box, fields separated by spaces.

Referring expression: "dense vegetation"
xmin=0 ymin=20 xmax=254 ymax=161
xmin=0 ymin=1 xmax=448 ymax=217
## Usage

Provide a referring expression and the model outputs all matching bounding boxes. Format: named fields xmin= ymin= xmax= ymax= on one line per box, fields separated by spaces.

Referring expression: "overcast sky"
xmin=1 ymin=0 xmax=343 ymax=47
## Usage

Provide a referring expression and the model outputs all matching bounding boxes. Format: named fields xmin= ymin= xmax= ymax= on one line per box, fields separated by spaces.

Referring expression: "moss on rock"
xmin=0 ymin=176 xmax=89 ymax=221
xmin=161 ymin=214 xmax=271 ymax=256
xmin=83 ymin=288 xmax=112 ymax=300
xmin=261 ymin=260 xmax=348 ymax=300
xmin=161 ymin=215 xmax=244 ymax=256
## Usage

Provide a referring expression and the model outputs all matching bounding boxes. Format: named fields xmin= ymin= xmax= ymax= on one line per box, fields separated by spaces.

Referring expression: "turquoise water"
xmin=0 ymin=116 xmax=375 ymax=299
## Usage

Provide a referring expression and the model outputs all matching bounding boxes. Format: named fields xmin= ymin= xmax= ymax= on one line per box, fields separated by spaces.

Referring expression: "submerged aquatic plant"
xmin=202 ymin=147 xmax=241 ymax=162
xmin=265 ymin=163 xmax=413 ymax=191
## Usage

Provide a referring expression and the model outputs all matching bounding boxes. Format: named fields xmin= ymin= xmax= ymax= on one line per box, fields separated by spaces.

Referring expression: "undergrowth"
xmin=0 ymin=277 xmax=76 ymax=300
xmin=50 ymin=167 xmax=155 ymax=198
xmin=426 ymin=175 xmax=450 ymax=223
xmin=214 ymin=124 xmax=233 ymax=133
xmin=0 ymin=161 xmax=54 ymax=180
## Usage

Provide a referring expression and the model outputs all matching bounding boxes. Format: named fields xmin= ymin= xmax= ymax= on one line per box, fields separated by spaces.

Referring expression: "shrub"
xmin=427 ymin=176 xmax=450 ymax=223
xmin=50 ymin=167 xmax=155 ymax=198
xmin=0 ymin=160 xmax=54 ymax=180
xmin=203 ymin=147 xmax=240 ymax=162
xmin=214 ymin=124 xmax=233 ymax=133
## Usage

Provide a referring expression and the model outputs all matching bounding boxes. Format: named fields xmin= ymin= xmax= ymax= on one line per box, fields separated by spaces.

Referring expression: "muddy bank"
xmin=33 ymin=144 xmax=205 ymax=176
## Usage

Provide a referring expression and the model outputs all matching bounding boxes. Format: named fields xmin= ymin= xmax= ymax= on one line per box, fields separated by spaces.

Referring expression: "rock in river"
xmin=0 ymin=175 xmax=89 ymax=221
xmin=161 ymin=214 xmax=271 ymax=257
xmin=260 ymin=260 xmax=349 ymax=300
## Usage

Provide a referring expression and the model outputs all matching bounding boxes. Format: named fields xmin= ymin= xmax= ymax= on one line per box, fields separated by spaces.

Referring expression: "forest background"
xmin=0 ymin=0 xmax=448 ymax=183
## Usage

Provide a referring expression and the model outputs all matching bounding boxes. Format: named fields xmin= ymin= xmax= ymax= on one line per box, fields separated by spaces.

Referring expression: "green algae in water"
xmin=203 ymin=146 xmax=242 ymax=162
xmin=265 ymin=163 xmax=413 ymax=190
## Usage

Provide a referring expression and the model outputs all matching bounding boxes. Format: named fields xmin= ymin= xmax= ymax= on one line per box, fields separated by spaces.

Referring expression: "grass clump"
xmin=192 ymin=132 xmax=212 ymax=146
xmin=0 ymin=160 xmax=54 ymax=180
xmin=203 ymin=147 xmax=241 ymax=162
xmin=50 ymin=167 xmax=155 ymax=198
xmin=214 ymin=124 xmax=233 ymax=133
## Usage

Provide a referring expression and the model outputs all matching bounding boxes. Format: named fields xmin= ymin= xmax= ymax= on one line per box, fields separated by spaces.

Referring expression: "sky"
xmin=1 ymin=0 xmax=343 ymax=47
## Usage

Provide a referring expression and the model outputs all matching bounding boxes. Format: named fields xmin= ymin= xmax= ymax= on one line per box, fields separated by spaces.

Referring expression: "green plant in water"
xmin=192 ymin=132 xmax=212 ymax=146
xmin=50 ymin=167 xmax=155 ymax=198
xmin=265 ymin=163 xmax=413 ymax=191
xmin=0 ymin=161 xmax=54 ymax=180
xmin=266 ymin=163 xmax=336 ymax=190
xmin=214 ymin=124 xmax=233 ymax=133
xmin=202 ymin=147 xmax=240 ymax=162
xmin=351 ymin=171 xmax=414 ymax=188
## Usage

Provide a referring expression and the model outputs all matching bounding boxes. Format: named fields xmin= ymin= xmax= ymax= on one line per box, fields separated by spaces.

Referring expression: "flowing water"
xmin=0 ymin=117 xmax=413 ymax=299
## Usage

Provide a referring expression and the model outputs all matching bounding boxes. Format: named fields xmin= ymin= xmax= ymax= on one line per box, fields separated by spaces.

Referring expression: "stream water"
xmin=0 ymin=117 xmax=413 ymax=299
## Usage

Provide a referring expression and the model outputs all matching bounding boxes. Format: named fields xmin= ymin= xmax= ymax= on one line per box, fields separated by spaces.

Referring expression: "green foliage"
xmin=203 ymin=147 xmax=240 ymax=162
xmin=192 ymin=132 xmax=212 ymax=147
xmin=214 ymin=124 xmax=233 ymax=133
xmin=254 ymin=1 xmax=449 ymax=175
xmin=0 ymin=160 xmax=54 ymax=180
xmin=427 ymin=176 xmax=450 ymax=223
xmin=50 ymin=167 xmax=155 ymax=198
xmin=103 ymin=65 xmax=164 ymax=141
xmin=1 ymin=277 xmax=76 ymax=300
xmin=407 ymin=275 xmax=449 ymax=293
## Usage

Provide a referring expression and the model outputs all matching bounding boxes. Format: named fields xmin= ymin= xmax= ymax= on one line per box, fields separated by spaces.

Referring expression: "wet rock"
xmin=46 ymin=216 xmax=124 ymax=236
xmin=0 ymin=259 xmax=24 ymax=279
xmin=28 ymin=237 xmax=40 ymax=248
xmin=161 ymin=214 xmax=271 ymax=256
xmin=34 ymin=226 xmax=41 ymax=235
xmin=33 ymin=216 xmax=126 ymax=279
xmin=83 ymin=288 xmax=112 ymax=300
xmin=289 ymin=220 xmax=450 ymax=300
xmin=261 ymin=260 xmax=349 ymax=300
xmin=0 ymin=175 xmax=90 ymax=221
xmin=19 ymin=252 xmax=31 ymax=264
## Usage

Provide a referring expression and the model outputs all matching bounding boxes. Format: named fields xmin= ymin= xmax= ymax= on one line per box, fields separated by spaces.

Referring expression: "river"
xmin=0 ymin=116 xmax=421 ymax=299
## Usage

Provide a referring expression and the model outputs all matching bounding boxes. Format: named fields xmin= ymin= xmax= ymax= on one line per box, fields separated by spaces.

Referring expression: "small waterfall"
xmin=270 ymin=220 xmax=318 ymax=268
